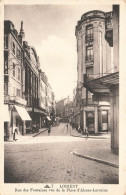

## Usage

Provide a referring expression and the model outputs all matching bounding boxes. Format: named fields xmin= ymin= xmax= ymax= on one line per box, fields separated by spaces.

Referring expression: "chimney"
xmin=20 ymin=21 xmax=25 ymax=39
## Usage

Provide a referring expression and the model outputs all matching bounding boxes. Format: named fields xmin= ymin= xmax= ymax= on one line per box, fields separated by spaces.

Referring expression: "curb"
xmin=33 ymin=128 xmax=48 ymax=137
xmin=71 ymin=134 xmax=108 ymax=139
xmin=73 ymin=151 xmax=119 ymax=168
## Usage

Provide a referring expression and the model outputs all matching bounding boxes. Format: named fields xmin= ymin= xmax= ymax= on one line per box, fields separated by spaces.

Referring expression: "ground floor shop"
xmin=73 ymin=103 xmax=110 ymax=134
xmin=4 ymin=104 xmax=31 ymax=141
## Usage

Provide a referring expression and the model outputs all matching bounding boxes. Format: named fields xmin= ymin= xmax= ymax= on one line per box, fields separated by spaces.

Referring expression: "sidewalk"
xmin=70 ymin=127 xmax=119 ymax=168
xmin=71 ymin=127 xmax=110 ymax=139
xmin=5 ymin=128 xmax=47 ymax=143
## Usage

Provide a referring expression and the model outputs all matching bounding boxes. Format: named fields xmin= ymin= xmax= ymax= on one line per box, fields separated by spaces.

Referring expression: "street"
xmin=4 ymin=123 xmax=118 ymax=184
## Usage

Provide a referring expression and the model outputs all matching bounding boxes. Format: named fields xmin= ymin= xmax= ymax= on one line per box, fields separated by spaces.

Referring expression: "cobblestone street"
xmin=4 ymin=123 xmax=118 ymax=184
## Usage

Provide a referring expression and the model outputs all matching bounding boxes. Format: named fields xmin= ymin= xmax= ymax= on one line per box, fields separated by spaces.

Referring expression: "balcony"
xmin=105 ymin=12 xmax=113 ymax=47
xmin=85 ymin=34 xmax=93 ymax=42
xmin=85 ymin=55 xmax=94 ymax=62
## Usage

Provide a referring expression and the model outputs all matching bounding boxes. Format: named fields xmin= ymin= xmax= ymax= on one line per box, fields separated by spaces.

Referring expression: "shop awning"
xmin=46 ymin=116 xmax=51 ymax=121
xmin=15 ymin=105 xmax=31 ymax=121
xmin=3 ymin=105 xmax=10 ymax=121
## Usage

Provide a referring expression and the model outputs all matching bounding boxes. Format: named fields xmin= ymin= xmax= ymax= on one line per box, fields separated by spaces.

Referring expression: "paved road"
xmin=4 ymin=123 xmax=118 ymax=184
xmin=41 ymin=122 xmax=71 ymax=136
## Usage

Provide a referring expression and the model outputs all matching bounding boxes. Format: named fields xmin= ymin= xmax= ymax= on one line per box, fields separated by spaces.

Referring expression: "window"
xmin=85 ymin=25 xmax=93 ymax=42
xmin=16 ymin=88 xmax=20 ymax=97
xmin=4 ymin=35 xmax=8 ymax=49
xmin=86 ymin=67 xmax=93 ymax=78
xmin=86 ymin=46 xmax=93 ymax=61
xmin=17 ymin=48 xmax=21 ymax=59
xmin=18 ymin=67 xmax=21 ymax=81
xmin=12 ymin=42 xmax=16 ymax=55
xmin=4 ymin=83 xmax=8 ymax=95
xmin=13 ymin=87 xmax=15 ymax=96
xmin=13 ymin=62 xmax=16 ymax=77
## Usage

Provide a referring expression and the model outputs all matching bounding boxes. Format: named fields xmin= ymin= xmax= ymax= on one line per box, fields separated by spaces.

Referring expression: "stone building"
xmin=81 ymin=5 xmax=119 ymax=154
xmin=75 ymin=10 xmax=113 ymax=133
xmin=23 ymin=40 xmax=43 ymax=130
xmin=4 ymin=20 xmax=31 ymax=141
xmin=38 ymin=70 xmax=56 ymax=127
xmin=56 ymin=97 xmax=72 ymax=122
xmin=4 ymin=20 xmax=55 ymax=140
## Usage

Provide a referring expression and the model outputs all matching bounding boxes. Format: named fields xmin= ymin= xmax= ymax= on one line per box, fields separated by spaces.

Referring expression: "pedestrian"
xmin=78 ymin=126 xmax=81 ymax=133
xmin=85 ymin=126 xmax=89 ymax=139
xmin=48 ymin=121 xmax=51 ymax=135
xmin=32 ymin=123 xmax=36 ymax=133
xmin=66 ymin=123 xmax=68 ymax=130
xmin=13 ymin=127 xmax=18 ymax=141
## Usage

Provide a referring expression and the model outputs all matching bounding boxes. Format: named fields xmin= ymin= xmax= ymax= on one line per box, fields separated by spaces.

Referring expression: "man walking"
xmin=48 ymin=121 xmax=51 ymax=135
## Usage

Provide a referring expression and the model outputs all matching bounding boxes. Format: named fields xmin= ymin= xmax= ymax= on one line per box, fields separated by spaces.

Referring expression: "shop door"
xmin=86 ymin=112 xmax=94 ymax=133
xmin=102 ymin=110 xmax=108 ymax=131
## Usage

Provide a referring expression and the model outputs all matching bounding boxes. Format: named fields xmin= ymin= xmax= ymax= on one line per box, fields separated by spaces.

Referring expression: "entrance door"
xmin=86 ymin=112 xmax=94 ymax=133
xmin=102 ymin=110 xmax=108 ymax=131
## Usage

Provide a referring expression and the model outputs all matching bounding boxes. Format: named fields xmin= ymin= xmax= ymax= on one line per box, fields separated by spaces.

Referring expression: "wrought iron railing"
xmin=85 ymin=34 xmax=93 ymax=42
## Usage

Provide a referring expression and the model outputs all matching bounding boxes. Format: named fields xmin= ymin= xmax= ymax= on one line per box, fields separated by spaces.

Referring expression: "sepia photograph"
xmin=1 ymin=0 xmax=126 ymax=194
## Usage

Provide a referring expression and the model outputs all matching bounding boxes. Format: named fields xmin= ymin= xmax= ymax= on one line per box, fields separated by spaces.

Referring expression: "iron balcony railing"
xmin=85 ymin=54 xmax=94 ymax=61
xmin=85 ymin=34 xmax=93 ymax=42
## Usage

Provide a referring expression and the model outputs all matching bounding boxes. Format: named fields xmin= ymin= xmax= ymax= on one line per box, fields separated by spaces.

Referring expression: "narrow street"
xmin=4 ymin=123 xmax=118 ymax=184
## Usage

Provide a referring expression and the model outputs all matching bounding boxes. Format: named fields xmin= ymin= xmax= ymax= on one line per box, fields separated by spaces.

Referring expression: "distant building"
xmin=56 ymin=97 xmax=73 ymax=122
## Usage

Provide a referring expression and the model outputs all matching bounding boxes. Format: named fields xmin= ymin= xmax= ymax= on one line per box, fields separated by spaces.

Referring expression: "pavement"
xmin=70 ymin=127 xmax=119 ymax=168
xmin=5 ymin=124 xmax=119 ymax=168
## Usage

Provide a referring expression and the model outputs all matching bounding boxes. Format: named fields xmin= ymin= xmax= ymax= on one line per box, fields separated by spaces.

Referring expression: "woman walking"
xmin=85 ymin=126 xmax=89 ymax=139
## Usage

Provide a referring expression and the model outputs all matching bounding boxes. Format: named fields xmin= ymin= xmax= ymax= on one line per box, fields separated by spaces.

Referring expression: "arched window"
xmin=85 ymin=25 xmax=93 ymax=42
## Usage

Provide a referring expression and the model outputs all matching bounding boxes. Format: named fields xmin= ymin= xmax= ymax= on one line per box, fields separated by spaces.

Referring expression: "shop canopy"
xmin=3 ymin=105 xmax=10 ymax=122
xmin=84 ymin=72 xmax=119 ymax=94
xmin=15 ymin=105 xmax=31 ymax=121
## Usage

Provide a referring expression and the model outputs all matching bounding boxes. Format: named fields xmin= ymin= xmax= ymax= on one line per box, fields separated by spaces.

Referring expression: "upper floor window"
xmin=13 ymin=62 xmax=16 ymax=77
xmin=85 ymin=25 xmax=93 ymax=42
xmin=86 ymin=46 xmax=93 ymax=61
xmin=12 ymin=42 xmax=16 ymax=55
xmin=16 ymin=88 xmax=20 ymax=97
xmin=16 ymin=48 xmax=21 ymax=59
xmin=4 ymin=35 xmax=8 ymax=49
xmin=18 ymin=67 xmax=21 ymax=81
xmin=4 ymin=83 xmax=8 ymax=95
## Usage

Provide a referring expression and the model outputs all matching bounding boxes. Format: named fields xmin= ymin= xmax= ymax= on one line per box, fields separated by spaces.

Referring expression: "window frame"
xmin=86 ymin=45 xmax=93 ymax=61
xmin=17 ymin=67 xmax=21 ymax=81
xmin=12 ymin=42 xmax=16 ymax=55
xmin=85 ymin=25 xmax=93 ymax=42
xmin=13 ymin=62 xmax=16 ymax=77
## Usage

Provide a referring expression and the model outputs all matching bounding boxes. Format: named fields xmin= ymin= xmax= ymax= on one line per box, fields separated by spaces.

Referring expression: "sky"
xmin=4 ymin=4 xmax=112 ymax=101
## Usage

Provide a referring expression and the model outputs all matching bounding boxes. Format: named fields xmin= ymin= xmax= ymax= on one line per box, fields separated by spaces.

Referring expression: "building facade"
xmin=56 ymin=97 xmax=72 ymax=122
xmin=4 ymin=20 xmax=55 ymax=140
xmin=4 ymin=20 xmax=31 ymax=141
xmin=80 ymin=5 xmax=119 ymax=154
xmin=75 ymin=10 xmax=113 ymax=134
